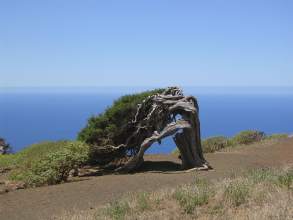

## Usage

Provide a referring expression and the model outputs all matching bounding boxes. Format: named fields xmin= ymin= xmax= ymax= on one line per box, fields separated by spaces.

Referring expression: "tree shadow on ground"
xmin=137 ymin=160 xmax=182 ymax=173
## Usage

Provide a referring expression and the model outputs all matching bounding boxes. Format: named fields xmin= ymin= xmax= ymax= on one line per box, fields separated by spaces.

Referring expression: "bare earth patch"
xmin=0 ymin=138 xmax=292 ymax=220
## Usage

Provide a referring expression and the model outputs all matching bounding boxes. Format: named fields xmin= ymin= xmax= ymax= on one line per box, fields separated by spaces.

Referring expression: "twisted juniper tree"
xmin=79 ymin=87 xmax=210 ymax=172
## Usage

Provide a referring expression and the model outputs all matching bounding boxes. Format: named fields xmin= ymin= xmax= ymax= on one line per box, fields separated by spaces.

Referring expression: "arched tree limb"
xmin=91 ymin=87 xmax=211 ymax=172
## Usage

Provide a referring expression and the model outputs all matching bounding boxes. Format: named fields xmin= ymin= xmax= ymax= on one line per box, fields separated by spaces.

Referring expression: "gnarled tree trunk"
xmin=92 ymin=87 xmax=210 ymax=172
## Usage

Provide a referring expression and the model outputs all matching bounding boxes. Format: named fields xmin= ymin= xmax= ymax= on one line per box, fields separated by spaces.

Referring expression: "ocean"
xmin=1 ymin=87 xmax=293 ymax=153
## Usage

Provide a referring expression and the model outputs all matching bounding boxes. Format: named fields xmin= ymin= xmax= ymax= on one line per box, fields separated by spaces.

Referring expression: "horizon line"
xmin=1 ymin=85 xmax=293 ymax=88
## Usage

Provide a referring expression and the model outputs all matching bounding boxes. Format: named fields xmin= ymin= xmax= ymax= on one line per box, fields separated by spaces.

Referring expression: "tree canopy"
xmin=77 ymin=88 xmax=164 ymax=147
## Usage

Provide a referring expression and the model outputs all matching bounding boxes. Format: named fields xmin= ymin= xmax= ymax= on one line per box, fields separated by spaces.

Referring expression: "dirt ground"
xmin=0 ymin=138 xmax=292 ymax=220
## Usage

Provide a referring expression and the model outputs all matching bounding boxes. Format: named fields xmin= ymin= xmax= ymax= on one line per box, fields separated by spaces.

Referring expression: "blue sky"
xmin=0 ymin=0 xmax=292 ymax=87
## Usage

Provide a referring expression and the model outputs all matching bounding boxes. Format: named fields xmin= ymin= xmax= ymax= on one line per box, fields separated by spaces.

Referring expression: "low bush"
xmin=266 ymin=133 xmax=288 ymax=140
xmin=202 ymin=136 xmax=232 ymax=153
xmin=171 ymin=136 xmax=232 ymax=155
xmin=232 ymin=130 xmax=266 ymax=145
xmin=13 ymin=141 xmax=68 ymax=168
xmin=0 ymin=154 xmax=17 ymax=172
xmin=9 ymin=141 xmax=90 ymax=187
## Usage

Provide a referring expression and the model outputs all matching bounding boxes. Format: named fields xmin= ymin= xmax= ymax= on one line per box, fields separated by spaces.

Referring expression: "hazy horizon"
xmin=1 ymin=85 xmax=293 ymax=95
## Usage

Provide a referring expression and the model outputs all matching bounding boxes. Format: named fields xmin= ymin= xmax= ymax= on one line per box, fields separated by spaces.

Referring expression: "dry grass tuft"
xmin=56 ymin=166 xmax=293 ymax=220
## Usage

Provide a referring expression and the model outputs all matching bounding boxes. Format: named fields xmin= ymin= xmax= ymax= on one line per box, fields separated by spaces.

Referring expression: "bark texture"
xmin=92 ymin=87 xmax=210 ymax=172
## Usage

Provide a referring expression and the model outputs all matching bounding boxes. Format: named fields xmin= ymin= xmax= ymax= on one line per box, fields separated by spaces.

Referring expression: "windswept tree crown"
xmin=78 ymin=87 xmax=210 ymax=172
xmin=78 ymin=88 xmax=164 ymax=146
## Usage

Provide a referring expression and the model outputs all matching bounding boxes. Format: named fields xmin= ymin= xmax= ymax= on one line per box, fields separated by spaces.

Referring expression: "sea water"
xmin=0 ymin=88 xmax=292 ymax=153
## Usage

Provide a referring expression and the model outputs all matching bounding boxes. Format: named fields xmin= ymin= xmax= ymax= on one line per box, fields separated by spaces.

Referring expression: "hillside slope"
xmin=0 ymin=138 xmax=292 ymax=220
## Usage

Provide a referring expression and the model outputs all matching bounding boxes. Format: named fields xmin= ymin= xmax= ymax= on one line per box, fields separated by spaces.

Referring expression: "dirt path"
xmin=0 ymin=138 xmax=292 ymax=220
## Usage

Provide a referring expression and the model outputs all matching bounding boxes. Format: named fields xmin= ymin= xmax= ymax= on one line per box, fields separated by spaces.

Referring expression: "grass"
xmin=224 ymin=179 xmax=250 ymax=206
xmin=57 ymin=166 xmax=293 ymax=220
xmin=136 ymin=192 xmax=151 ymax=211
xmin=173 ymin=180 xmax=211 ymax=214
xmin=104 ymin=200 xmax=130 ymax=220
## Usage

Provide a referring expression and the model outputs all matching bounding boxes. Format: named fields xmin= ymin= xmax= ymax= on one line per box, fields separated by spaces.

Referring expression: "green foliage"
xmin=202 ymin=136 xmax=232 ymax=153
xmin=78 ymin=89 xmax=164 ymax=147
xmin=172 ymin=136 xmax=232 ymax=155
xmin=232 ymin=130 xmax=266 ymax=145
xmin=1 ymin=141 xmax=69 ymax=172
xmin=266 ymin=133 xmax=288 ymax=140
xmin=0 ymin=154 xmax=17 ymax=171
xmin=13 ymin=141 xmax=68 ymax=168
xmin=9 ymin=141 xmax=89 ymax=187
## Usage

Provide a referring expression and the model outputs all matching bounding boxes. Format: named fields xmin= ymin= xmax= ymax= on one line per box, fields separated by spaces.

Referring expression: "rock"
xmin=0 ymin=138 xmax=11 ymax=155
xmin=68 ymin=166 xmax=79 ymax=177
xmin=0 ymin=167 xmax=11 ymax=174
xmin=4 ymin=181 xmax=26 ymax=191
xmin=0 ymin=145 xmax=5 ymax=155
xmin=0 ymin=188 xmax=9 ymax=194
xmin=78 ymin=167 xmax=104 ymax=177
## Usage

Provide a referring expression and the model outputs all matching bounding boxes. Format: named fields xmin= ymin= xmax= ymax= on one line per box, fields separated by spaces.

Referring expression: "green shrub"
xmin=202 ymin=136 xmax=232 ymax=153
xmin=172 ymin=136 xmax=232 ymax=155
xmin=266 ymin=133 xmax=288 ymax=140
xmin=78 ymin=89 xmax=163 ymax=147
xmin=232 ymin=130 xmax=266 ymax=145
xmin=0 ymin=154 xmax=17 ymax=171
xmin=13 ymin=141 xmax=68 ymax=168
xmin=9 ymin=141 xmax=90 ymax=187
xmin=77 ymin=89 xmax=163 ymax=164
